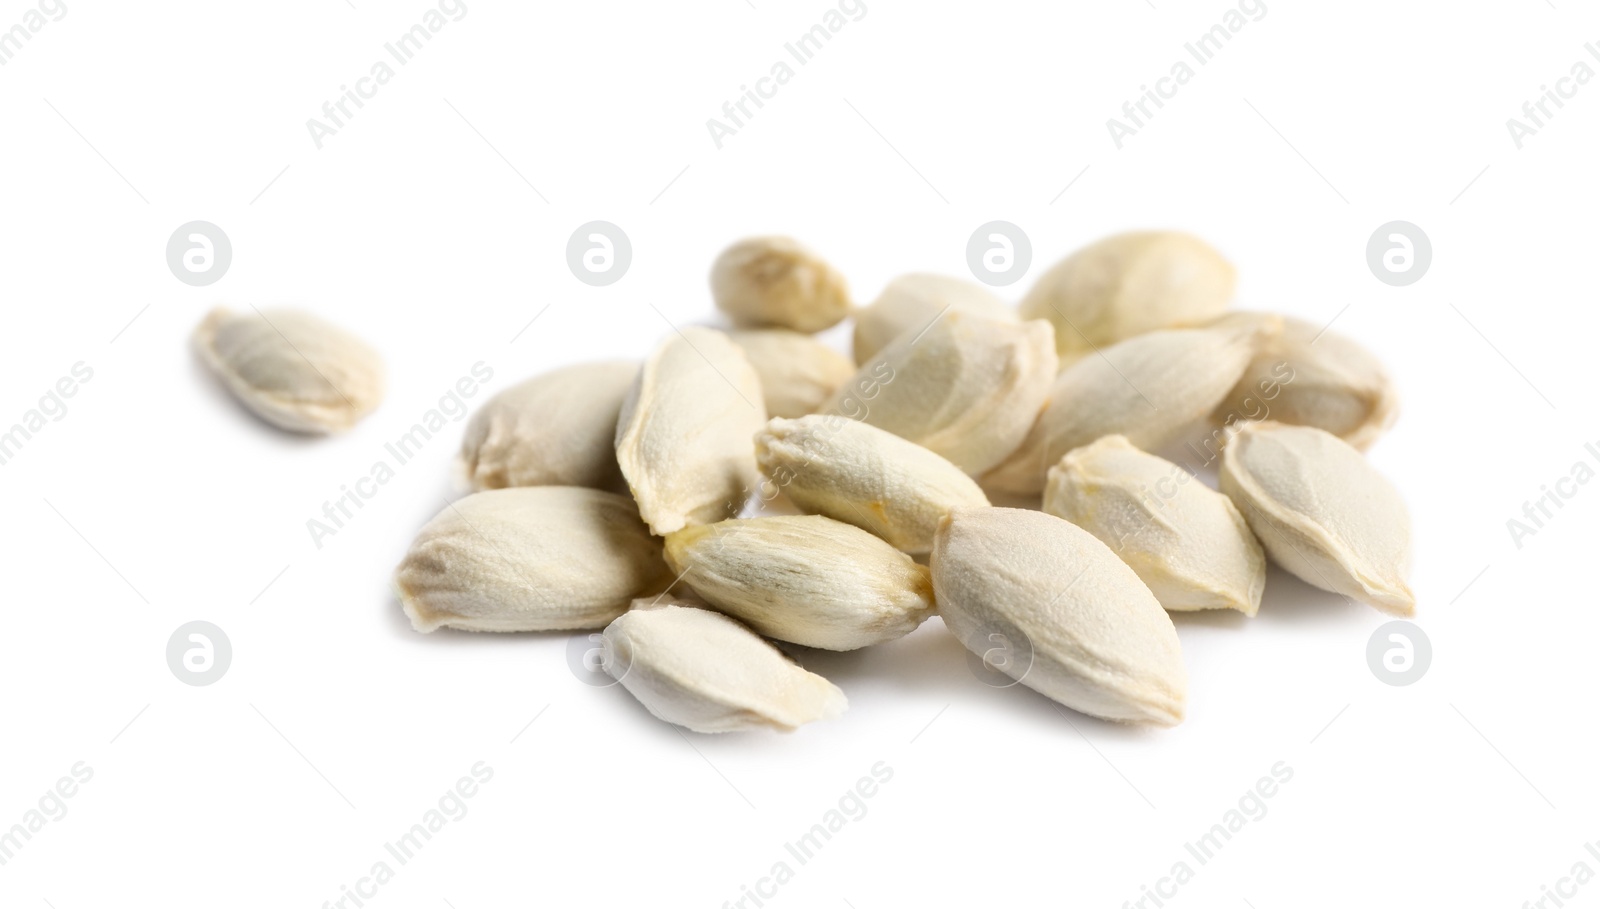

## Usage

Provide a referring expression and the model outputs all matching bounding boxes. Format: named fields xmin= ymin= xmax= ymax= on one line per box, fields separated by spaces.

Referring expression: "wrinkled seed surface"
xmin=193 ymin=306 xmax=384 ymax=434
xmin=395 ymin=487 xmax=673 ymax=632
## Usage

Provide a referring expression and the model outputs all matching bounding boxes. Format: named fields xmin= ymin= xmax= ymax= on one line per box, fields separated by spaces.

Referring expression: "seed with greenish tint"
xmin=1044 ymin=435 xmax=1264 ymax=615
xmin=1220 ymin=421 xmax=1415 ymax=616
xmin=193 ymin=306 xmax=384 ymax=434
xmin=603 ymin=600 xmax=847 ymax=733
xmin=664 ymin=515 xmax=935 ymax=651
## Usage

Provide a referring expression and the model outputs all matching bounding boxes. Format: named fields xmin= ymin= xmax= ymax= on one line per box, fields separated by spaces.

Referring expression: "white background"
xmin=2 ymin=1 xmax=1596 ymax=907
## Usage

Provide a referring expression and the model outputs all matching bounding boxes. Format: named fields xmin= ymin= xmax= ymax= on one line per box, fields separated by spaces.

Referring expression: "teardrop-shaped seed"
xmin=664 ymin=515 xmax=935 ymax=651
xmin=754 ymin=415 xmax=989 ymax=554
xmin=394 ymin=487 xmax=674 ymax=632
xmin=852 ymin=273 xmax=1015 ymax=364
xmin=615 ymin=327 xmax=767 ymax=535
xmin=1019 ymin=230 xmax=1236 ymax=361
xmin=603 ymin=601 xmax=847 ymax=733
xmin=458 ymin=360 xmax=636 ymax=491
xmin=1219 ymin=421 xmax=1415 ymax=615
xmin=729 ymin=329 xmax=856 ymax=419
xmin=822 ymin=311 xmax=1057 ymax=475
xmin=1044 ymin=435 xmax=1264 ymax=615
xmin=932 ymin=507 xmax=1188 ymax=726
xmin=192 ymin=306 xmax=384 ymax=433
xmin=710 ymin=236 xmax=852 ymax=333
xmin=982 ymin=317 xmax=1277 ymax=495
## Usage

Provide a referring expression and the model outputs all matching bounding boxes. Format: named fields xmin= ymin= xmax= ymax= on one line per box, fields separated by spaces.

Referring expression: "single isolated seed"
xmin=458 ymin=360 xmax=636 ymax=492
xmin=982 ymin=317 xmax=1278 ymax=495
xmin=395 ymin=487 xmax=674 ymax=633
xmin=1044 ymin=435 xmax=1264 ymax=615
xmin=729 ymin=329 xmax=856 ymax=419
xmin=822 ymin=311 xmax=1057 ymax=475
xmin=192 ymin=306 xmax=384 ymax=433
xmin=664 ymin=515 xmax=935 ymax=651
xmin=1211 ymin=313 xmax=1399 ymax=450
xmin=932 ymin=507 xmax=1188 ymax=726
xmin=615 ymin=327 xmax=767 ymax=535
xmin=710 ymin=236 xmax=852 ymax=333
xmin=1019 ymin=230 xmax=1237 ymax=362
xmin=852 ymin=273 xmax=1015 ymax=364
xmin=603 ymin=601 xmax=848 ymax=733
xmin=1220 ymin=421 xmax=1415 ymax=616
xmin=755 ymin=415 xmax=989 ymax=554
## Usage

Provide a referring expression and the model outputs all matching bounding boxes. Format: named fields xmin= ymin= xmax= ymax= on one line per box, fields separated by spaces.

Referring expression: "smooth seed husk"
xmin=852 ymin=273 xmax=1015 ymax=364
xmin=1219 ymin=421 xmax=1415 ymax=615
xmin=982 ymin=317 xmax=1278 ymax=495
xmin=1044 ymin=435 xmax=1264 ymax=615
xmin=822 ymin=311 xmax=1057 ymax=475
xmin=1019 ymin=230 xmax=1236 ymax=361
xmin=710 ymin=236 xmax=852 ymax=333
xmin=604 ymin=601 xmax=847 ymax=733
xmin=458 ymin=360 xmax=636 ymax=492
xmin=931 ymin=507 xmax=1188 ymax=726
xmin=729 ymin=329 xmax=857 ymax=419
xmin=1211 ymin=313 xmax=1399 ymax=450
